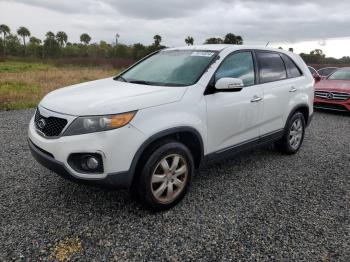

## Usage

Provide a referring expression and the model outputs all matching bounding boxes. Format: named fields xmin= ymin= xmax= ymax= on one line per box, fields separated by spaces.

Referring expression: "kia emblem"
xmin=38 ymin=118 xmax=46 ymax=129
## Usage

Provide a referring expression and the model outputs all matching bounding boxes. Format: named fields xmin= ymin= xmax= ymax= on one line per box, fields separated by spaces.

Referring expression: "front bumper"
xmin=28 ymin=139 xmax=132 ymax=188
xmin=28 ymin=112 xmax=146 ymax=188
xmin=314 ymin=97 xmax=350 ymax=111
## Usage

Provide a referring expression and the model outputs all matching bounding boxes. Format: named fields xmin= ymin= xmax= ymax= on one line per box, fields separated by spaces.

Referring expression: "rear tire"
xmin=276 ymin=112 xmax=306 ymax=154
xmin=135 ymin=141 xmax=194 ymax=211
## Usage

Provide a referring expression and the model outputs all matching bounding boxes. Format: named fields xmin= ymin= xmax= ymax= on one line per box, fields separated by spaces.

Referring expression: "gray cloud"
xmin=3 ymin=0 xmax=114 ymax=14
xmin=106 ymin=0 xmax=208 ymax=19
xmin=1 ymin=0 xmax=350 ymax=52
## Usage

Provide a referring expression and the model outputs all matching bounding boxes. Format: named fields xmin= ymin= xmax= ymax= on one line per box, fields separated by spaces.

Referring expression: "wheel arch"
xmin=129 ymin=126 xmax=205 ymax=188
xmin=286 ymin=104 xmax=310 ymax=128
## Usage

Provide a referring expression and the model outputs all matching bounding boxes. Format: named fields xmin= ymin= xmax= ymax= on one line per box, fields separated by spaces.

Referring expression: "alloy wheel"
xmin=289 ymin=118 xmax=303 ymax=150
xmin=150 ymin=154 xmax=188 ymax=204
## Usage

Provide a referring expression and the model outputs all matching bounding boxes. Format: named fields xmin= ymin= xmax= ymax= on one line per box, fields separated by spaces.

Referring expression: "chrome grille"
xmin=315 ymin=90 xmax=350 ymax=101
xmin=34 ymin=109 xmax=68 ymax=137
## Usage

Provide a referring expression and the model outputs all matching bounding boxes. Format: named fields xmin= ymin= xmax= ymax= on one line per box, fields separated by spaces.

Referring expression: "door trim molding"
xmin=205 ymin=129 xmax=284 ymax=164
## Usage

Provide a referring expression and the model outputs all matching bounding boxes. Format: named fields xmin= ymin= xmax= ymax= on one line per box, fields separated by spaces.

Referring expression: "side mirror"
xmin=313 ymin=74 xmax=321 ymax=82
xmin=215 ymin=77 xmax=244 ymax=91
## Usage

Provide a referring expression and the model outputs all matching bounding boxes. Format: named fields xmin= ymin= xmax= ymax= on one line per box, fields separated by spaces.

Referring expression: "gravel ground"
xmin=0 ymin=109 xmax=349 ymax=261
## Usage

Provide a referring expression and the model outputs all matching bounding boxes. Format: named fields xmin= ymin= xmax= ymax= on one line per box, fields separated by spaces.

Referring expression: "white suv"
xmin=28 ymin=45 xmax=314 ymax=210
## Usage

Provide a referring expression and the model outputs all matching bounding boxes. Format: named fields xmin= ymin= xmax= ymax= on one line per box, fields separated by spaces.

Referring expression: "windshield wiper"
xmin=117 ymin=78 xmax=184 ymax=87
xmin=116 ymin=76 xmax=129 ymax=82
xmin=128 ymin=80 xmax=153 ymax=85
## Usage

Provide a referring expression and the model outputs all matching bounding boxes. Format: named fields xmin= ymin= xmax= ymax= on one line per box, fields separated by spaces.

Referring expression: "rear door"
xmin=255 ymin=51 xmax=296 ymax=135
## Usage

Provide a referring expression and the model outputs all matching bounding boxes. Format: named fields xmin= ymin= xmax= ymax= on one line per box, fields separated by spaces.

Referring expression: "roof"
xmin=166 ymin=44 xmax=296 ymax=56
xmin=335 ymin=67 xmax=350 ymax=70
xmin=166 ymin=44 xmax=231 ymax=51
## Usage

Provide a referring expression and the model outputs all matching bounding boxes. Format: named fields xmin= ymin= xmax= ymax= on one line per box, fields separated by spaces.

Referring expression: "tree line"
xmin=277 ymin=46 xmax=350 ymax=65
xmin=300 ymin=49 xmax=350 ymax=65
xmin=2 ymin=24 xmax=348 ymax=65
xmin=0 ymin=24 xmax=244 ymax=60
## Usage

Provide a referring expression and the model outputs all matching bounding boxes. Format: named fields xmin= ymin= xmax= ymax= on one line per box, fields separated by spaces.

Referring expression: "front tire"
xmin=136 ymin=141 xmax=194 ymax=211
xmin=276 ymin=112 xmax=306 ymax=154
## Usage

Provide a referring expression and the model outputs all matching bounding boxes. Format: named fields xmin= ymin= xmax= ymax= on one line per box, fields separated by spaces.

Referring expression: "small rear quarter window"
xmin=281 ymin=54 xmax=302 ymax=78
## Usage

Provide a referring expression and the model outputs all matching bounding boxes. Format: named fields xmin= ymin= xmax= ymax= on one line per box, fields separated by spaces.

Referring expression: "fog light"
xmin=68 ymin=153 xmax=104 ymax=174
xmin=86 ymin=156 xmax=99 ymax=170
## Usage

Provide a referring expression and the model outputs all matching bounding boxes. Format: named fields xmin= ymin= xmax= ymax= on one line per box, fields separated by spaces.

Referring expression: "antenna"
xmin=265 ymin=41 xmax=270 ymax=47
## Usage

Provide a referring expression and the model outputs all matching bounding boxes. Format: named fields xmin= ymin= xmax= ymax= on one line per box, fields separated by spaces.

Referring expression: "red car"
xmin=314 ymin=67 xmax=350 ymax=111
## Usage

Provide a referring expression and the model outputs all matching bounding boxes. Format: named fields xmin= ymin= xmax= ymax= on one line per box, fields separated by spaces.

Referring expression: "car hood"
xmin=315 ymin=80 xmax=350 ymax=93
xmin=40 ymin=77 xmax=187 ymax=116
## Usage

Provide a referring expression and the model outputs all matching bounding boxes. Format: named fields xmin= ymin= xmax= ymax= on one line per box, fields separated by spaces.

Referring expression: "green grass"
xmin=0 ymin=100 xmax=39 ymax=111
xmin=0 ymin=81 xmax=41 ymax=110
xmin=0 ymin=81 xmax=41 ymax=95
xmin=0 ymin=61 xmax=51 ymax=73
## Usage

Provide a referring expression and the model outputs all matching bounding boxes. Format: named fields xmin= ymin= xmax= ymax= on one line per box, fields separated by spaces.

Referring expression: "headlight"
xmin=63 ymin=111 xmax=136 ymax=136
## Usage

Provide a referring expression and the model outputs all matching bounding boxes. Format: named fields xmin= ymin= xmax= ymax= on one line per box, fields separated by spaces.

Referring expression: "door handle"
xmin=289 ymin=87 xmax=297 ymax=92
xmin=250 ymin=95 xmax=263 ymax=103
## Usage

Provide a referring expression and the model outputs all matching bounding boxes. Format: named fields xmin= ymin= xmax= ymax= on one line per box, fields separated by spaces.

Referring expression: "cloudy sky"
xmin=1 ymin=0 xmax=350 ymax=57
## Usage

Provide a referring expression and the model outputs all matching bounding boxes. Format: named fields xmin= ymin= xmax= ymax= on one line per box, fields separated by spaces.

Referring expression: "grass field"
xmin=0 ymin=61 xmax=118 ymax=110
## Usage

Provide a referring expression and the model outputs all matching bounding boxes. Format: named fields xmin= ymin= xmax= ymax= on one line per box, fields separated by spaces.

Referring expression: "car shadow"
xmin=50 ymin=144 xmax=280 ymax=215
xmin=314 ymin=108 xmax=349 ymax=116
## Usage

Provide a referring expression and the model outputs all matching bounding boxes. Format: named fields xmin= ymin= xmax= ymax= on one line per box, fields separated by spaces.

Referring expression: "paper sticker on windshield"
xmin=191 ymin=51 xmax=215 ymax=57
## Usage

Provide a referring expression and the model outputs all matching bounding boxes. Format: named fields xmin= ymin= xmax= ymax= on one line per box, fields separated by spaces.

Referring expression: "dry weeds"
xmin=0 ymin=64 xmax=117 ymax=110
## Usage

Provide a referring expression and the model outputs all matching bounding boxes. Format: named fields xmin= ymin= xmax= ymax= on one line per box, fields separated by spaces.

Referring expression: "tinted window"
xmin=257 ymin=52 xmax=287 ymax=83
xmin=215 ymin=52 xmax=255 ymax=86
xmin=281 ymin=54 xmax=302 ymax=78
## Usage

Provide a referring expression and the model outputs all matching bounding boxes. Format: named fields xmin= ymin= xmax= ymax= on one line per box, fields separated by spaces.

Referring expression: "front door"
xmin=205 ymin=51 xmax=263 ymax=154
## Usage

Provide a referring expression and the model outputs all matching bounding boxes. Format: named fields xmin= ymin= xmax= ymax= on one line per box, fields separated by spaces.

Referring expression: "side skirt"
xmin=204 ymin=129 xmax=284 ymax=165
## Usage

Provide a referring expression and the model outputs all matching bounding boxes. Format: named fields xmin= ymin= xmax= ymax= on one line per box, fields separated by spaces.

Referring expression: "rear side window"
xmin=281 ymin=54 xmax=302 ymax=78
xmin=256 ymin=52 xmax=287 ymax=83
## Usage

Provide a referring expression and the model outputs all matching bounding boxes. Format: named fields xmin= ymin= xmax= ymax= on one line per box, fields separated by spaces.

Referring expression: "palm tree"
xmin=115 ymin=33 xmax=120 ymax=45
xmin=17 ymin=26 xmax=31 ymax=47
xmin=0 ymin=24 xmax=10 ymax=41
xmin=80 ymin=33 xmax=91 ymax=45
xmin=153 ymin=35 xmax=162 ymax=47
xmin=45 ymin=31 xmax=55 ymax=40
xmin=0 ymin=24 xmax=10 ymax=54
xmin=29 ymin=36 xmax=41 ymax=45
xmin=185 ymin=36 xmax=194 ymax=46
xmin=44 ymin=31 xmax=56 ymax=57
xmin=56 ymin=31 xmax=68 ymax=47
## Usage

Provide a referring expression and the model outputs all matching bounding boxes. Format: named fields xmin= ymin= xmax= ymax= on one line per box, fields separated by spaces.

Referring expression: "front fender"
xmin=131 ymin=100 xmax=207 ymax=154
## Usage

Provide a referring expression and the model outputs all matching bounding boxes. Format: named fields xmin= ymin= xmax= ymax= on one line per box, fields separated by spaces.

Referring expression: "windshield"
xmin=318 ymin=67 xmax=337 ymax=77
xmin=118 ymin=50 xmax=217 ymax=86
xmin=308 ymin=66 xmax=317 ymax=75
xmin=328 ymin=69 xmax=350 ymax=80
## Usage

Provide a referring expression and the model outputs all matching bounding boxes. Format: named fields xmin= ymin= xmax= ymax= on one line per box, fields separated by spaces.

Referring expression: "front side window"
xmin=119 ymin=50 xmax=217 ymax=86
xmin=257 ymin=52 xmax=287 ymax=83
xmin=215 ymin=51 xmax=255 ymax=86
